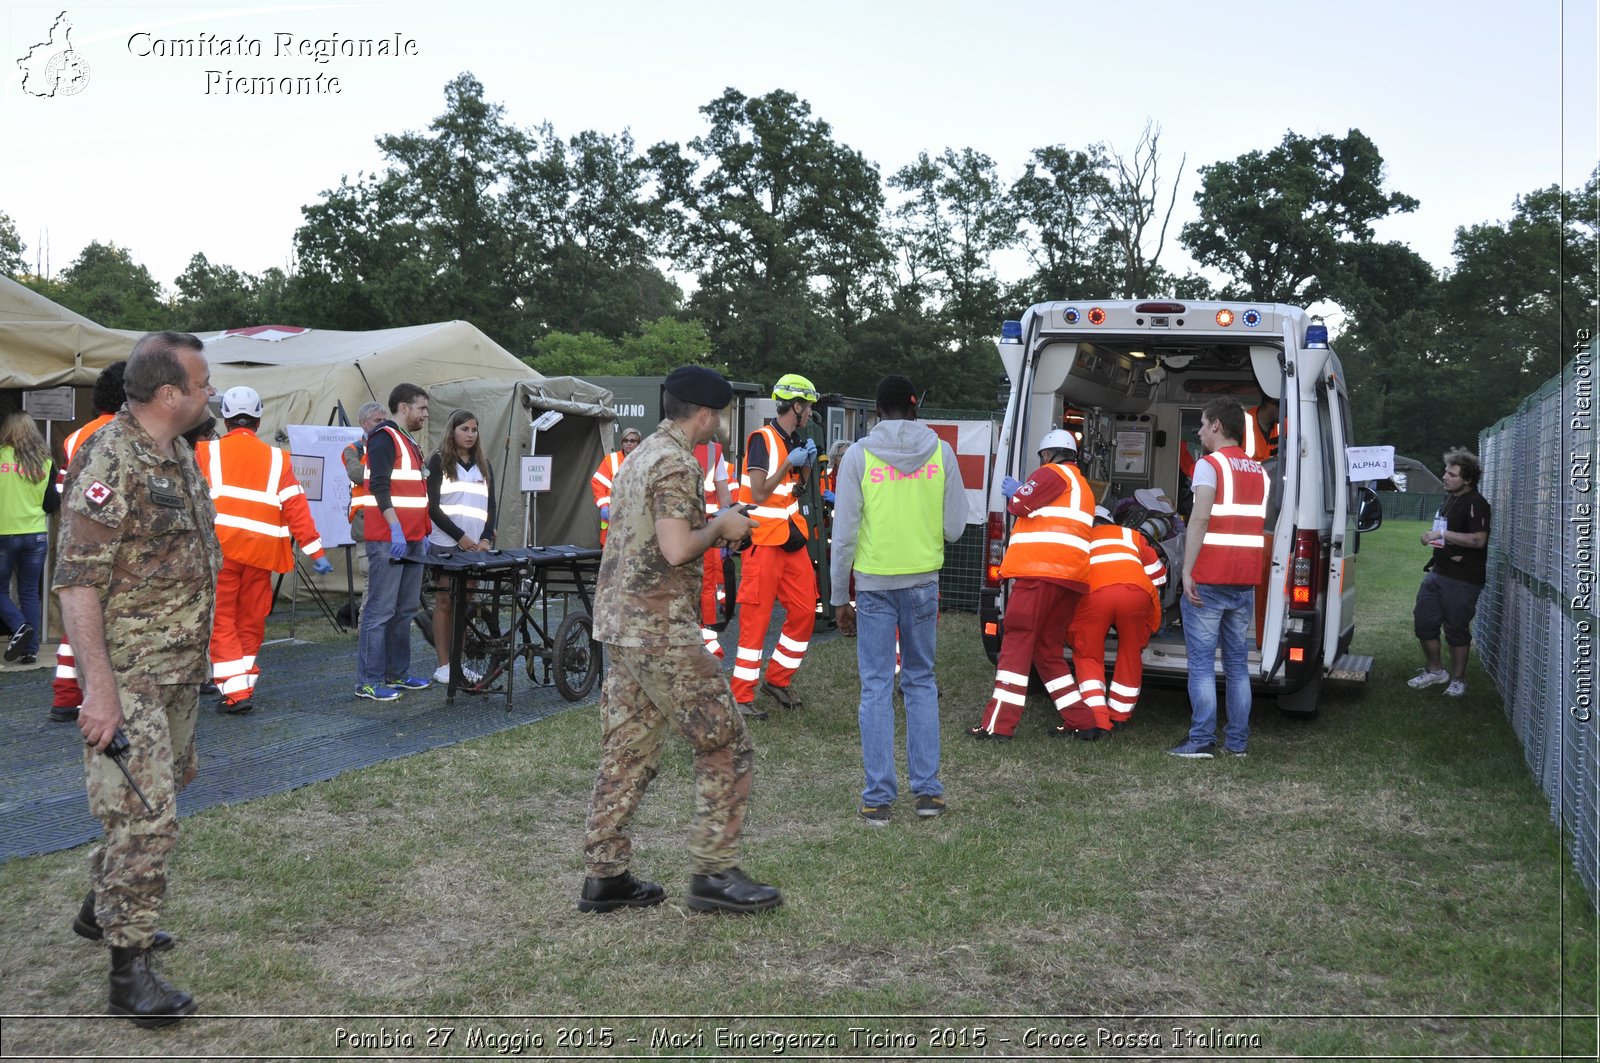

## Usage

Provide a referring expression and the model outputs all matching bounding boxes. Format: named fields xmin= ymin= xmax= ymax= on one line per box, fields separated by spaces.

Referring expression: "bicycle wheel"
xmin=552 ymin=610 xmax=602 ymax=702
xmin=459 ymin=585 xmax=516 ymax=690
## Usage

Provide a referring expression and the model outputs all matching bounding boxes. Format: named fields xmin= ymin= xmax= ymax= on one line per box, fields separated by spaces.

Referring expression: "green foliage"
xmin=1007 ymin=143 xmax=1118 ymax=302
xmin=654 ymin=87 xmax=888 ymax=385
xmin=0 ymin=211 xmax=25 ymax=278
xmin=530 ymin=316 xmax=720 ymax=378
xmin=887 ymin=148 xmax=1016 ymax=400
xmin=170 ymin=253 xmax=293 ymax=331
xmin=1182 ymin=128 xmax=1419 ymax=304
xmin=291 ymin=73 xmax=676 ymax=349
xmin=50 ymin=241 xmax=167 ymax=330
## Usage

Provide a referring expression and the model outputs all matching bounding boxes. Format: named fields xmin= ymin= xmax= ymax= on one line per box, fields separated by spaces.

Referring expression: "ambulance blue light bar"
xmin=1001 ymin=320 xmax=1023 ymax=340
xmin=1305 ymin=324 xmax=1329 ymax=347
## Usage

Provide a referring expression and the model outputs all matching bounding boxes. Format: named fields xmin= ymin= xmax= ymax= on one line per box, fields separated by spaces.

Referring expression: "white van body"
xmin=979 ymin=299 xmax=1378 ymax=713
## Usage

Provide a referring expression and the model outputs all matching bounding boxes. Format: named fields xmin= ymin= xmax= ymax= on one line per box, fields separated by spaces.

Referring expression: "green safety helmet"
xmin=771 ymin=373 xmax=819 ymax=403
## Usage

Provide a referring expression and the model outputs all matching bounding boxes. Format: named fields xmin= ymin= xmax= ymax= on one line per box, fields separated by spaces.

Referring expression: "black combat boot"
xmin=108 ymin=945 xmax=198 ymax=1027
xmin=687 ymin=867 xmax=783 ymax=913
xmin=577 ymin=871 xmax=667 ymax=913
xmin=73 ymin=891 xmax=174 ymax=951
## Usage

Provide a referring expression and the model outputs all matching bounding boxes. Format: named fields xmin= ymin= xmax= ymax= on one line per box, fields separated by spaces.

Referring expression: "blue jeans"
xmin=0 ymin=532 xmax=48 ymax=655
xmin=357 ymin=540 xmax=426 ymax=685
xmin=856 ymin=581 xmax=942 ymax=807
xmin=1181 ymin=584 xmax=1254 ymax=749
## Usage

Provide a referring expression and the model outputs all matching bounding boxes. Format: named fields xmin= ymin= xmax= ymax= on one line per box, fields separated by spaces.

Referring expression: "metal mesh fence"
xmin=1477 ymin=349 xmax=1598 ymax=907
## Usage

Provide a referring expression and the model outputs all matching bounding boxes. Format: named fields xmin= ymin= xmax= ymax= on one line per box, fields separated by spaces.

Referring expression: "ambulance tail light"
xmin=984 ymin=512 xmax=1006 ymax=587
xmin=1291 ymin=530 xmax=1320 ymax=607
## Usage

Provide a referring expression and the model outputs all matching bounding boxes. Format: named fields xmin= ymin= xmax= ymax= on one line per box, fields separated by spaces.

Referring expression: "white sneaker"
xmin=1407 ymin=668 xmax=1449 ymax=690
xmin=432 ymin=665 xmax=451 ymax=683
xmin=1444 ymin=679 xmax=1466 ymax=697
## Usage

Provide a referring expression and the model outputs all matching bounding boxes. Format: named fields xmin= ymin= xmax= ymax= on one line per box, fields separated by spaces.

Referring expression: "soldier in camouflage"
xmin=54 ymin=331 xmax=221 ymax=1028
xmin=580 ymin=366 xmax=784 ymax=915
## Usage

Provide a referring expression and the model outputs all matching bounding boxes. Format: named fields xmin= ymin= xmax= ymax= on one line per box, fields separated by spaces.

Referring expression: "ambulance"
xmin=979 ymin=299 xmax=1383 ymax=713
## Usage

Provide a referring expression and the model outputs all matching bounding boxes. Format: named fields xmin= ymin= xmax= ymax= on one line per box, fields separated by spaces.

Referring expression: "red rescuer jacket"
xmin=361 ymin=424 xmax=430 ymax=542
xmin=1192 ymin=445 xmax=1269 ymax=585
xmin=198 ymin=428 xmax=327 ymax=573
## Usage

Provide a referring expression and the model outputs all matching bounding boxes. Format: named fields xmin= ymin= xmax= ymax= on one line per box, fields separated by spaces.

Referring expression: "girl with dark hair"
xmin=0 ymin=411 xmax=61 ymax=664
xmin=425 ymin=410 xmax=497 ymax=685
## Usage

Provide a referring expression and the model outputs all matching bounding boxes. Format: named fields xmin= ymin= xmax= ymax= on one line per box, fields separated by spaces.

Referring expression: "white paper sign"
xmin=521 ymin=455 xmax=553 ymax=493
xmin=284 ymin=424 xmax=365 ymax=548
xmin=1346 ymin=445 xmax=1395 ymax=480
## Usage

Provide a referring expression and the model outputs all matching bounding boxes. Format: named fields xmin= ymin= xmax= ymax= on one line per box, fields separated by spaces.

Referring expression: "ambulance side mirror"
xmin=1355 ymin=485 xmax=1383 ymax=533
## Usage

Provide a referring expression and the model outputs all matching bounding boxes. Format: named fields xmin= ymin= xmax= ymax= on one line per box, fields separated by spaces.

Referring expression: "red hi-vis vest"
xmin=1243 ymin=406 xmax=1280 ymax=462
xmin=197 ymin=429 xmax=327 ymax=573
xmin=361 ymin=425 xmax=430 ymax=541
xmin=740 ymin=425 xmax=809 ymax=547
xmin=998 ymin=462 xmax=1093 ymax=584
xmin=1087 ymin=524 xmax=1166 ymax=633
xmin=696 ymin=441 xmax=733 ymax=515
xmin=57 ymin=412 xmax=116 ymax=493
xmin=1192 ymin=446 xmax=1269 ymax=585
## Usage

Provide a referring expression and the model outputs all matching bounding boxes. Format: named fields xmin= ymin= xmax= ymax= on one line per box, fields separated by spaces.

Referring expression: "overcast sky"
xmin=4 ymin=0 xmax=1595 ymax=296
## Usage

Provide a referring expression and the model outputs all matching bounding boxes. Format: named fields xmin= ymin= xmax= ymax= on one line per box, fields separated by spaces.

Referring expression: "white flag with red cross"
xmin=924 ymin=420 xmax=996 ymax=525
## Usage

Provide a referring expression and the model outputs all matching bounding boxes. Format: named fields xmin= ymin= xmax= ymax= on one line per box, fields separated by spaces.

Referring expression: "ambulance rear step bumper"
xmin=1328 ymin=654 xmax=1374 ymax=683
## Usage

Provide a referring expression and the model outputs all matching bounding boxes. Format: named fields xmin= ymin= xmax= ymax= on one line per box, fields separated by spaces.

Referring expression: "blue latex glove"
xmin=312 ymin=556 xmax=334 ymax=574
xmin=599 ymin=505 xmax=610 ymax=522
xmin=1001 ymin=475 xmax=1024 ymax=498
xmin=790 ymin=445 xmax=813 ymax=469
xmin=821 ymin=489 xmax=835 ymax=504
xmin=805 ymin=437 xmax=818 ymax=460
xmin=388 ymin=538 xmax=407 ymax=561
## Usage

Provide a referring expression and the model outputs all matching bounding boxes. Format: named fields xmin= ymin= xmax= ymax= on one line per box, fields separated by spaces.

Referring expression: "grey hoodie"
xmin=828 ymin=418 xmax=967 ymax=605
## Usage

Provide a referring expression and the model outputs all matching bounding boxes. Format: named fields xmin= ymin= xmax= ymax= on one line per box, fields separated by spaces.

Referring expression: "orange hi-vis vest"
xmin=345 ymin=441 xmax=371 ymax=525
xmin=1192 ymin=445 xmax=1269 ymax=585
xmin=591 ymin=448 xmax=625 ymax=533
xmin=197 ymin=428 xmax=326 ymax=573
xmin=591 ymin=450 xmax=624 ymax=509
xmin=1243 ymin=406 xmax=1279 ymax=461
xmin=999 ymin=462 xmax=1093 ymax=583
xmin=361 ymin=424 xmax=429 ymax=541
xmin=740 ymin=424 xmax=809 ymax=547
xmin=1087 ymin=524 xmax=1167 ymax=632
xmin=696 ymin=441 xmax=733 ymax=515
xmin=57 ymin=412 xmax=115 ymax=493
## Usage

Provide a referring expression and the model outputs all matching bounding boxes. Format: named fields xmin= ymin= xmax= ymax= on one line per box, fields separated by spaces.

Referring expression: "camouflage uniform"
xmin=584 ymin=418 xmax=754 ymax=877
xmin=53 ymin=411 xmax=221 ymax=949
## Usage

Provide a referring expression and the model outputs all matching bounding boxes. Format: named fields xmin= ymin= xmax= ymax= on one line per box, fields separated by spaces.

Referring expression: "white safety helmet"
xmin=219 ymin=385 xmax=263 ymax=419
xmin=1038 ymin=428 xmax=1077 ymax=456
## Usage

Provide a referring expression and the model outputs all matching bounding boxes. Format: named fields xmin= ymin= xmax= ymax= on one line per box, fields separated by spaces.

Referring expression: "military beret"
xmin=664 ymin=365 xmax=733 ymax=409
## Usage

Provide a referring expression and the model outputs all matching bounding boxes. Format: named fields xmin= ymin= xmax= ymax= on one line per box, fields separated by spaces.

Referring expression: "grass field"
xmin=0 ymin=519 xmax=1595 ymax=1060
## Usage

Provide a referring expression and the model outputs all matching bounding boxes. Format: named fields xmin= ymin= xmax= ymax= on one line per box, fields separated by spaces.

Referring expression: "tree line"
xmin=4 ymin=72 xmax=1594 ymax=464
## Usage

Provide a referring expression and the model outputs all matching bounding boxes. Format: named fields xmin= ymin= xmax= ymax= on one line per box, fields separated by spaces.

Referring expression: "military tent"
xmin=0 ymin=276 xmax=615 ymax=555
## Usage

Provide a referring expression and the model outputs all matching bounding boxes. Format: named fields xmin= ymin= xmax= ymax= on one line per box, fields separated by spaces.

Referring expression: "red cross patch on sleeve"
xmin=84 ymin=480 xmax=114 ymax=507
